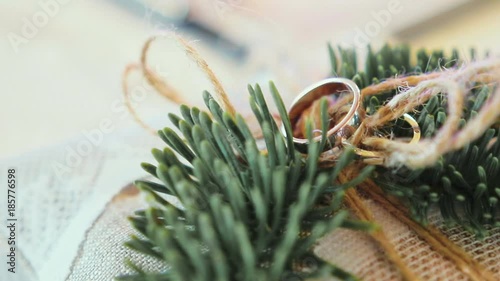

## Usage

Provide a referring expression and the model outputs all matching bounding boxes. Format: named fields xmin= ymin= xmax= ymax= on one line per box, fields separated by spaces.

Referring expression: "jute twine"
xmin=123 ymin=35 xmax=500 ymax=281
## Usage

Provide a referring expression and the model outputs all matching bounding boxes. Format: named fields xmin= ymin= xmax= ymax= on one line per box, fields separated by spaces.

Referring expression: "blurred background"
xmin=1 ymin=0 xmax=499 ymax=158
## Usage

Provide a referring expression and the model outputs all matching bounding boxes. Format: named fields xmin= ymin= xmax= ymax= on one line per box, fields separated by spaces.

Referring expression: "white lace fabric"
xmin=0 ymin=125 xmax=163 ymax=281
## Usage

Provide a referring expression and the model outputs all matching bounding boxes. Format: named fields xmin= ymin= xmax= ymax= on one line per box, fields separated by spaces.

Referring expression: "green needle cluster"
xmin=329 ymin=44 xmax=499 ymax=237
xmin=118 ymin=83 xmax=373 ymax=281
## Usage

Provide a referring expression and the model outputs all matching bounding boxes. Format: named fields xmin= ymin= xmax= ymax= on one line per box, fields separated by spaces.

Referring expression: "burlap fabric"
xmin=64 ymin=185 xmax=500 ymax=281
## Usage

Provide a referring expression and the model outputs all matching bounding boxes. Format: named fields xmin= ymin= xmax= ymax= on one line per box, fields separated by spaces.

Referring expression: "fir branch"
xmin=328 ymin=44 xmax=499 ymax=236
xmin=118 ymin=83 xmax=374 ymax=281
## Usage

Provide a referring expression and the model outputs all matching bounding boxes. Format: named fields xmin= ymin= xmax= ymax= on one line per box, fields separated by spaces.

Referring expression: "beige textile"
xmin=66 ymin=187 xmax=500 ymax=281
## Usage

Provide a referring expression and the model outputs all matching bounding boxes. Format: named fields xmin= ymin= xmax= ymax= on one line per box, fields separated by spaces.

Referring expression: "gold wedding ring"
xmin=283 ymin=78 xmax=422 ymax=165
xmin=348 ymin=113 xmax=421 ymax=165
xmin=283 ymin=78 xmax=361 ymax=153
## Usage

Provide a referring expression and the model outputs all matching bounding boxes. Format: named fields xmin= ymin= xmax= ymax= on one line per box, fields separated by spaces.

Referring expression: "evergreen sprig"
xmin=374 ymin=87 xmax=500 ymax=237
xmin=328 ymin=44 xmax=499 ymax=236
xmin=118 ymin=83 xmax=374 ymax=281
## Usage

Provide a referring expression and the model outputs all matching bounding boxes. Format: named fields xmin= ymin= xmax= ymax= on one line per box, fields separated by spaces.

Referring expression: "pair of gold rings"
xmin=282 ymin=78 xmax=421 ymax=163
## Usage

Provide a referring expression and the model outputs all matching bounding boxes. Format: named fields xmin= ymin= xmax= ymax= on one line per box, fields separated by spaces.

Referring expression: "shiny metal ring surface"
xmin=283 ymin=78 xmax=361 ymax=153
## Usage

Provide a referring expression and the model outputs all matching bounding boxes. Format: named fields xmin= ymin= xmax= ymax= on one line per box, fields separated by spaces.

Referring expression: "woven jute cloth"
xmin=2 ymin=122 xmax=500 ymax=281
xmin=63 ymin=186 xmax=500 ymax=281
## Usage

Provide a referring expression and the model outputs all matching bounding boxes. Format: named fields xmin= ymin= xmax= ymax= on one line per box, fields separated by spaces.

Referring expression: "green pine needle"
xmin=329 ymin=44 xmax=499 ymax=237
xmin=118 ymin=81 xmax=374 ymax=281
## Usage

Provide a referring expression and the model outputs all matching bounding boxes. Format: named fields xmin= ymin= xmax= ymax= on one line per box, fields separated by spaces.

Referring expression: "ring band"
xmin=283 ymin=78 xmax=361 ymax=153
xmin=348 ymin=113 xmax=421 ymax=165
